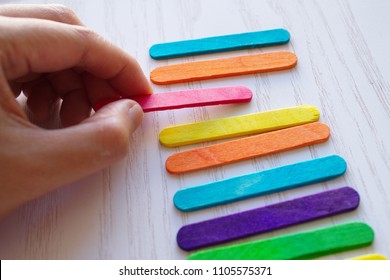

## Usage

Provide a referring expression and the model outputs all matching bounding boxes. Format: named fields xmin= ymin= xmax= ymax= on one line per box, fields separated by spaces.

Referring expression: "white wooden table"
xmin=1 ymin=0 xmax=389 ymax=260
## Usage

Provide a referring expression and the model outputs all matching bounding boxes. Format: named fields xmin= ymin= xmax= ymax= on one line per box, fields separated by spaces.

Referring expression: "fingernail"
xmin=128 ymin=102 xmax=144 ymax=132
xmin=147 ymin=83 xmax=154 ymax=94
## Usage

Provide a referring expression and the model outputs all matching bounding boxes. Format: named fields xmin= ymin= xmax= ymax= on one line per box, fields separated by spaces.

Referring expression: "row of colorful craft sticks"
xmin=149 ymin=29 xmax=386 ymax=259
xmin=149 ymin=29 xmax=296 ymax=85
xmin=164 ymin=107 xmax=384 ymax=260
xmin=94 ymin=29 xmax=296 ymax=109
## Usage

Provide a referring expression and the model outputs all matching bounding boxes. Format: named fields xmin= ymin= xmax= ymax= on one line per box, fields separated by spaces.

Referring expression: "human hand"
xmin=0 ymin=4 xmax=152 ymax=219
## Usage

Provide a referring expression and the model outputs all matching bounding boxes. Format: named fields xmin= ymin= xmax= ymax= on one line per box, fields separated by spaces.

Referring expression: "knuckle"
xmin=73 ymin=27 xmax=108 ymax=64
xmin=75 ymin=26 xmax=99 ymax=40
xmin=48 ymin=4 xmax=82 ymax=25
xmin=74 ymin=26 xmax=104 ymax=46
xmin=94 ymin=119 xmax=130 ymax=161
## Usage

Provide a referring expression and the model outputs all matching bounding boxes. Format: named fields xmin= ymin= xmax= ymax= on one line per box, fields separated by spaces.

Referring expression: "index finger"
xmin=0 ymin=16 xmax=152 ymax=100
xmin=78 ymin=30 xmax=153 ymax=97
xmin=0 ymin=4 xmax=84 ymax=25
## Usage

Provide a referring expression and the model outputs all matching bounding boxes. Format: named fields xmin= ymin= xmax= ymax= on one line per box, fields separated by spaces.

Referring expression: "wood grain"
xmin=0 ymin=0 xmax=389 ymax=260
xmin=149 ymin=28 xmax=290 ymax=59
xmin=166 ymin=122 xmax=330 ymax=174
xmin=187 ymin=222 xmax=374 ymax=260
xmin=150 ymin=51 xmax=297 ymax=84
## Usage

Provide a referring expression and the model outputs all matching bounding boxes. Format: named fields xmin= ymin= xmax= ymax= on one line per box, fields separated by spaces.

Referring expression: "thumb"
xmin=46 ymin=99 xmax=144 ymax=187
xmin=4 ymin=99 xmax=143 ymax=210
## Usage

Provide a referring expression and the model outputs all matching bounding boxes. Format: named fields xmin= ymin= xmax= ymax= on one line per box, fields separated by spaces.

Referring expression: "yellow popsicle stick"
xmin=349 ymin=254 xmax=388 ymax=260
xmin=159 ymin=105 xmax=320 ymax=147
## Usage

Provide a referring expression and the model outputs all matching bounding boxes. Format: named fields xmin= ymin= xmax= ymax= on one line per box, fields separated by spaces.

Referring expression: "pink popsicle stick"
xmin=93 ymin=86 xmax=252 ymax=112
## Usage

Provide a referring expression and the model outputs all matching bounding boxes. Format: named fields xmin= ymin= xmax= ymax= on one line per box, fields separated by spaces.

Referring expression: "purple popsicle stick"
xmin=177 ymin=186 xmax=359 ymax=251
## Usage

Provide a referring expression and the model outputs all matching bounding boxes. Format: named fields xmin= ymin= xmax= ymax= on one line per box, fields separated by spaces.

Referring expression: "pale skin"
xmin=0 ymin=4 xmax=152 ymax=219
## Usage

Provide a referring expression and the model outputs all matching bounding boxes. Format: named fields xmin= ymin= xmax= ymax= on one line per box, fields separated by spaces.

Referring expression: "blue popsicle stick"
xmin=149 ymin=28 xmax=290 ymax=60
xmin=173 ymin=155 xmax=347 ymax=212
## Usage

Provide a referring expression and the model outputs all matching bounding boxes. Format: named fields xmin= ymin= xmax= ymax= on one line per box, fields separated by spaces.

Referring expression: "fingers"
xmin=0 ymin=3 xmax=87 ymax=118
xmin=0 ymin=5 xmax=150 ymax=218
xmin=14 ymin=100 xmax=142 ymax=198
xmin=0 ymin=67 xmax=28 ymax=121
xmin=0 ymin=15 xmax=152 ymax=118
xmin=25 ymin=81 xmax=56 ymax=123
xmin=0 ymin=16 xmax=151 ymax=96
xmin=51 ymin=99 xmax=143 ymax=182
xmin=24 ymin=70 xmax=114 ymax=126
xmin=46 ymin=69 xmax=91 ymax=126
xmin=68 ymin=28 xmax=153 ymax=99
xmin=0 ymin=3 xmax=83 ymax=25
xmin=82 ymin=73 xmax=121 ymax=107
xmin=60 ymin=90 xmax=91 ymax=127
xmin=0 ymin=99 xmax=143 ymax=217
xmin=0 ymin=12 xmax=151 ymax=125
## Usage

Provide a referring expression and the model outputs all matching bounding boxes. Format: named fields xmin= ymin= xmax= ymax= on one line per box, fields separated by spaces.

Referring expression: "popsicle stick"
xmin=149 ymin=28 xmax=290 ymax=59
xmin=150 ymin=51 xmax=297 ymax=85
xmin=187 ymin=222 xmax=374 ymax=260
xmin=174 ymin=155 xmax=347 ymax=212
xmin=177 ymin=187 xmax=359 ymax=251
xmin=349 ymin=254 xmax=388 ymax=260
xmin=92 ymin=86 xmax=252 ymax=112
xmin=167 ymin=122 xmax=330 ymax=174
xmin=136 ymin=86 xmax=252 ymax=112
xmin=160 ymin=105 xmax=320 ymax=147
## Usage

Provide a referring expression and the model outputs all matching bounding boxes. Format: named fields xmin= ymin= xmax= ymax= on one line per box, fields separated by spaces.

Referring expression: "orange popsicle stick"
xmin=166 ymin=122 xmax=330 ymax=174
xmin=150 ymin=51 xmax=297 ymax=85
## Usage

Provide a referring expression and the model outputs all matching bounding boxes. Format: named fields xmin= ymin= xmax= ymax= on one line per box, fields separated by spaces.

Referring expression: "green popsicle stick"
xmin=187 ymin=222 xmax=374 ymax=260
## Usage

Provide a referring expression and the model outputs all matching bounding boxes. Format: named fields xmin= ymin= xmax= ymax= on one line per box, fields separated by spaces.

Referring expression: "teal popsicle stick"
xmin=150 ymin=28 xmax=290 ymax=59
xmin=187 ymin=222 xmax=374 ymax=260
xmin=174 ymin=155 xmax=347 ymax=212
